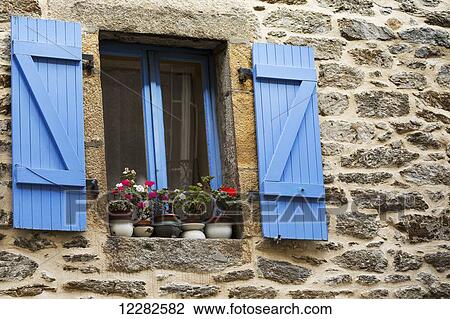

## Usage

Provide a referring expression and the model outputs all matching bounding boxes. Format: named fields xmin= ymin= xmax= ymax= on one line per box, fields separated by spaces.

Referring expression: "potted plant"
xmin=205 ymin=185 xmax=240 ymax=239
xmin=175 ymin=176 xmax=214 ymax=239
xmin=152 ymin=189 xmax=182 ymax=238
xmin=108 ymin=199 xmax=134 ymax=237
xmin=133 ymin=180 xmax=156 ymax=237
xmin=133 ymin=202 xmax=153 ymax=237
xmin=109 ymin=168 xmax=152 ymax=237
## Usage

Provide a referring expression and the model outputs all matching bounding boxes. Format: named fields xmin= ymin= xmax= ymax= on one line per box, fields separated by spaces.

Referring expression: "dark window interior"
xmin=100 ymin=55 xmax=148 ymax=189
xmin=160 ymin=60 xmax=209 ymax=190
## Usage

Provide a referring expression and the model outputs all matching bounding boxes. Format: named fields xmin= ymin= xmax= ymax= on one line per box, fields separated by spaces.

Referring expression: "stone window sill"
xmin=104 ymin=236 xmax=251 ymax=273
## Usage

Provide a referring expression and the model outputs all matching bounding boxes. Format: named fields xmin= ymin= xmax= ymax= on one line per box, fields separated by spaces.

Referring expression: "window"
xmin=100 ymin=43 xmax=222 ymax=190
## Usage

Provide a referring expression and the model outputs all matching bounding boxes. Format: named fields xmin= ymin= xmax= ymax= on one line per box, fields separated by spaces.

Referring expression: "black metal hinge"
xmin=82 ymin=54 xmax=94 ymax=74
xmin=238 ymin=67 xmax=253 ymax=83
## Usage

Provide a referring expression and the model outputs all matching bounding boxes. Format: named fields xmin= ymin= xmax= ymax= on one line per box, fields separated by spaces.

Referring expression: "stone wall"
xmin=0 ymin=0 xmax=449 ymax=298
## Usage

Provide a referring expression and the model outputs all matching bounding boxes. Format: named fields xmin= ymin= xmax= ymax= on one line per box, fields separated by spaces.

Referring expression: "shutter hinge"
xmin=86 ymin=178 xmax=99 ymax=199
xmin=275 ymin=235 xmax=281 ymax=244
xmin=238 ymin=67 xmax=253 ymax=83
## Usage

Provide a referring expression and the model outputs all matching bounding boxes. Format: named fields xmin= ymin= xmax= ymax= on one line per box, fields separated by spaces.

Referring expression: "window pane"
xmin=101 ymin=55 xmax=147 ymax=189
xmin=160 ymin=60 xmax=209 ymax=189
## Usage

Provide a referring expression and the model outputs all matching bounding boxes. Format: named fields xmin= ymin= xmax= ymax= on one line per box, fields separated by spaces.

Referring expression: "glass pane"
xmin=101 ymin=55 xmax=148 ymax=189
xmin=160 ymin=60 xmax=209 ymax=189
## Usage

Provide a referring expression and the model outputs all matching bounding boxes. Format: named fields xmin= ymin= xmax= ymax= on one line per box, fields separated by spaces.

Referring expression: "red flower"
xmin=145 ymin=180 xmax=155 ymax=188
xmin=161 ymin=194 xmax=169 ymax=201
xmin=137 ymin=201 xmax=145 ymax=209
xmin=148 ymin=191 xmax=157 ymax=199
xmin=111 ymin=189 xmax=118 ymax=194
xmin=121 ymin=179 xmax=131 ymax=187
xmin=220 ymin=186 xmax=238 ymax=198
xmin=124 ymin=194 xmax=133 ymax=200
xmin=117 ymin=186 xmax=124 ymax=191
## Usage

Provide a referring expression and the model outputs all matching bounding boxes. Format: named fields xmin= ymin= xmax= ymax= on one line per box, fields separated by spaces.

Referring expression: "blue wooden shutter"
xmin=11 ymin=16 xmax=86 ymax=231
xmin=253 ymin=43 xmax=327 ymax=240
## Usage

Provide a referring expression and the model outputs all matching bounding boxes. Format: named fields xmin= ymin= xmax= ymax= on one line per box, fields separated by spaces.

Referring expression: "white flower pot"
xmin=205 ymin=223 xmax=233 ymax=239
xmin=110 ymin=220 xmax=134 ymax=237
xmin=133 ymin=226 xmax=154 ymax=237
xmin=181 ymin=230 xmax=206 ymax=239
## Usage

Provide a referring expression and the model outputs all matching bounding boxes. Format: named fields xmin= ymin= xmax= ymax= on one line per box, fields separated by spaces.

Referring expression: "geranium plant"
xmin=212 ymin=185 xmax=241 ymax=212
xmin=108 ymin=199 xmax=133 ymax=214
xmin=110 ymin=167 xmax=157 ymax=222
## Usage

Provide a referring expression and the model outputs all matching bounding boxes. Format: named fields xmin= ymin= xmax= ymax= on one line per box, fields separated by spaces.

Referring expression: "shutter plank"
xmin=38 ymin=18 xmax=51 ymax=229
xmin=299 ymin=46 xmax=314 ymax=240
xmin=285 ymin=45 xmax=301 ymax=239
xmin=55 ymin=19 xmax=67 ymax=230
xmin=74 ymin=22 xmax=86 ymax=231
xmin=276 ymin=44 xmax=293 ymax=239
xmin=266 ymin=43 xmax=281 ymax=238
xmin=46 ymin=18 xmax=60 ymax=230
xmin=253 ymin=44 xmax=277 ymax=238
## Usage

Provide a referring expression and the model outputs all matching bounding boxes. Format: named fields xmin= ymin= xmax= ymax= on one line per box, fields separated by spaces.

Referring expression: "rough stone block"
xmin=64 ymin=279 xmax=147 ymax=298
xmin=159 ymin=283 xmax=219 ymax=298
xmin=355 ymin=91 xmax=409 ymax=118
xmin=228 ymin=285 xmax=277 ymax=298
xmin=264 ymin=8 xmax=332 ymax=34
xmin=331 ymin=250 xmax=388 ymax=273
xmin=257 ymin=256 xmax=312 ymax=284
xmin=0 ymin=251 xmax=38 ymax=281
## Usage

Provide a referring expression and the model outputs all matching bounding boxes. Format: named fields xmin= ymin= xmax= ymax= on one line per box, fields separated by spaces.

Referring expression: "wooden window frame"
xmin=100 ymin=41 xmax=222 ymax=189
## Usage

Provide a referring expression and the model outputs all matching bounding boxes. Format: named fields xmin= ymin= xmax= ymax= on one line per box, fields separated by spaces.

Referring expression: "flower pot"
xmin=109 ymin=211 xmax=132 ymax=221
xmin=133 ymin=220 xmax=154 ymax=237
xmin=153 ymin=215 xmax=182 ymax=238
xmin=205 ymin=216 xmax=233 ymax=239
xmin=182 ymin=230 xmax=206 ymax=239
xmin=181 ymin=223 xmax=206 ymax=239
xmin=205 ymin=223 xmax=232 ymax=239
xmin=153 ymin=222 xmax=182 ymax=238
xmin=109 ymin=211 xmax=133 ymax=237
xmin=110 ymin=220 xmax=134 ymax=237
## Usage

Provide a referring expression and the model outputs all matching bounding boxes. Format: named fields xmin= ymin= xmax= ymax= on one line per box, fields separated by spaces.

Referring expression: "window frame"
xmin=100 ymin=41 xmax=222 ymax=189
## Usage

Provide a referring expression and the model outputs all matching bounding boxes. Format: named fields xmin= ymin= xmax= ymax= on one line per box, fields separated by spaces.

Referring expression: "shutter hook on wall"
xmin=238 ymin=67 xmax=253 ymax=83
xmin=82 ymin=54 xmax=94 ymax=75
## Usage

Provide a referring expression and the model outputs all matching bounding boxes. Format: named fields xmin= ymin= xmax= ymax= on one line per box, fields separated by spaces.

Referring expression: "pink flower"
xmin=117 ymin=186 xmax=124 ymax=191
xmin=148 ymin=191 xmax=157 ymax=199
xmin=121 ymin=179 xmax=131 ymax=187
xmin=124 ymin=194 xmax=133 ymax=200
xmin=161 ymin=194 xmax=169 ymax=201
xmin=137 ymin=201 xmax=145 ymax=209
xmin=145 ymin=180 xmax=155 ymax=188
